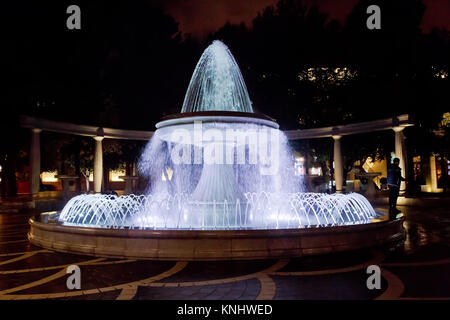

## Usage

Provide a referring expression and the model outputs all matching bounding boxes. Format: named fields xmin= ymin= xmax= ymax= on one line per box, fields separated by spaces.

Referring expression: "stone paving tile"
xmin=0 ymin=236 xmax=26 ymax=242
xmin=278 ymin=249 xmax=373 ymax=273
xmin=0 ymin=252 xmax=92 ymax=271
xmin=0 ymin=255 xmax=21 ymax=263
xmin=0 ymin=243 xmax=40 ymax=254
xmin=0 ymin=270 xmax=58 ymax=291
xmin=384 ymin=243 xmax=450 ymax=264
xmin=0 ymin=233 xmax=29 ymax=239
xmin=15 ymin=260 xmax=176 ymax=294
xmin=134 ymin=279 xmax=260 ymax=300
xmin=163 ymin=260 xmax=275 ymax=283
xmin=386 ymin=265 xmax=450 ymax=298
xmin=0 ymin=228 xmax=28 ymax=235
xmin=0 ymin=226 xmax=28 ymax=233
xmin=0 ymin=223 xmax=31 ymax=230
xmin=51 ymin=290 xmax=120 ymax=300
xmin=0 ymin=225 xmax=29 ymax=231
xmin=0 ymin=213 xmax=31 ymax=222
xmin=272 ymin=271 xmax=387 ymax=300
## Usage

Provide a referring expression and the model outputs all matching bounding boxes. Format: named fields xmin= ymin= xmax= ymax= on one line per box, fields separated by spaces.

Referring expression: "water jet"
xmin=29 ymin=40 xmax=404 ymax=260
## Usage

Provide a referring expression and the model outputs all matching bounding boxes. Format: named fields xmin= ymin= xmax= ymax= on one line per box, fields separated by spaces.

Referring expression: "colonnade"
xmin=25 ymin=115 xmax=412 ymax=195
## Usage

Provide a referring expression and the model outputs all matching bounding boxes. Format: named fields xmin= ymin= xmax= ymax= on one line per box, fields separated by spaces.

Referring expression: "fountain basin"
xmin=28 ymin=40 xmax=403 ymax=261
xmin=29 ymin=214 xmax=404 ymax=260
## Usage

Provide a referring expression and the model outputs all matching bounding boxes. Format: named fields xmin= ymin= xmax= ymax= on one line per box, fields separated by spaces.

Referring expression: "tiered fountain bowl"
xmin=29 ymin=41 xmax=404 ymax=260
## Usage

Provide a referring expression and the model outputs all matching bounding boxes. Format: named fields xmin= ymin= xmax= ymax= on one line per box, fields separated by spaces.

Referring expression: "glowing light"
xmin=309 ymin=167 xmax=322 ymax=176
xmin=441 ymin=112 xmax=450 ymax=127
xmin=432 ymin=66 xmax=448 ymax=80
xmin=109 ymin=169 xmax=125 ymax=182
xmin=161 ymin=167 xmax=173 ymax=181
xmin=294 ymin=156 xmax=305 ymax=176
xmin=362 ymin=157 xmax=374 ymax=171
xmin=41 ymin=171 xmax=58 ymax=182
xmin=298 ymin=67 xmax=358 ymax=84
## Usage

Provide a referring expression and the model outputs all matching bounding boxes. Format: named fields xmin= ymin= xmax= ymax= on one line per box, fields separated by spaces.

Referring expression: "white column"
xmin=332 ymin=135 xmax=344 ymax=193
xmin=132 ymin=163 xmax=137 ymax=191
xmin=393 ymin=126 xmax=407 ymax=193
xmin=430 ymin=155 xmax=438 ymax=192
xmin=30 ymin=128 xmax=42 ymax=195
xmin=93 ymin=136 xmax=104 ymax=193
xmin=123 ymin=178 xmax=133 ymax=195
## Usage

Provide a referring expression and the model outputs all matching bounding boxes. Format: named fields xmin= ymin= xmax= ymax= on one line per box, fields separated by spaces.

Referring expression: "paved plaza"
xmin=0 ymin=205 xmax=449 ymax=300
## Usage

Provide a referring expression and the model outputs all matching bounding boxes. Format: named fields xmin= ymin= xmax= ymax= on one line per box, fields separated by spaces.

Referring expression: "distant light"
xmin=441 ymin=112 xmax=450 ymax=127
xmin=390 ymin=152 xmax=396 ymax=162
xmin=294 ymin=156 xmax=305 ymax=175
xmin=109 ymin=169 xmax=125 ymax=182
xmin=362 ymin=157 xmax=374 ymax=172
xmin=432 ymin=66 xmax=448 ymax=79
xmin=41 ymin=171 xmax=58 ymax=182
xmin=162 ymin=167 xmax=173 ymax=181
xmin=310 ymin=167 xmax=322 ymax=176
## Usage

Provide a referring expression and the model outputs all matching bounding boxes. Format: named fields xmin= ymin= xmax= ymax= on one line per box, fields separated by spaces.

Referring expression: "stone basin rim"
xmin=28 ymin=214 xmax=405 ymax=260
xmin=155 ymin=111 xmax=279 ymax=129
xmin=29 ymin=214 xmax=402 ymax=239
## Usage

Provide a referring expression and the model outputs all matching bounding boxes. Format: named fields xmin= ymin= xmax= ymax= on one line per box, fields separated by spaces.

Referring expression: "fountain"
xmin=29 ymin=41 xmax=404 ymax=260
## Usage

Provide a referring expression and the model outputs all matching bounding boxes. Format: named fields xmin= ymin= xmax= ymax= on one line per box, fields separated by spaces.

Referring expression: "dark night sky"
xmin=154 ymin=0 xmax=450 ymax=38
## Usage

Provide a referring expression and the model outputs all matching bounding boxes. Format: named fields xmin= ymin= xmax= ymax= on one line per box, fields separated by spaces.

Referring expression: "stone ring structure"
xmin=28 ymin=214 xmax=404 ymax=260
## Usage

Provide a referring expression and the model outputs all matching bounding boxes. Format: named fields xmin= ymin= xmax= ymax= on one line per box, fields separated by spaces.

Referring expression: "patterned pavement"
xmin=0 ymin=205 xmax=449 ymax=300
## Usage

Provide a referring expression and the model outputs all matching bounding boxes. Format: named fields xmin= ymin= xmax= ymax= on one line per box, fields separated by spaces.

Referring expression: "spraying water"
xmin=59 ymin=40 xmax=379 ymax=229
xmin=181 ymin=40 xmax=253 ymax=113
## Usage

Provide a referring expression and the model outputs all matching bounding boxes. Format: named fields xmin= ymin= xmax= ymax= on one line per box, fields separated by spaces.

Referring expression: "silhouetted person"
xmin=387 ymin=158 xmax=405 ymax=220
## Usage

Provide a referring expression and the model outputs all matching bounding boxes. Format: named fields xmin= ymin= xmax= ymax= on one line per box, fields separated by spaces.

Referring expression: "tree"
xmin=208 ymin=0 xmax=448 ymax=174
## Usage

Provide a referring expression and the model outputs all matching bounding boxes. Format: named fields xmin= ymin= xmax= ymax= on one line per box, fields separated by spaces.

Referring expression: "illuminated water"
xmin=181 ymin=40 xmax=252 ymax=113
xmin=58 ymin=40 xmax=378 ymax=229
xmin=60 ymin=192 xmax=376 ymax=229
